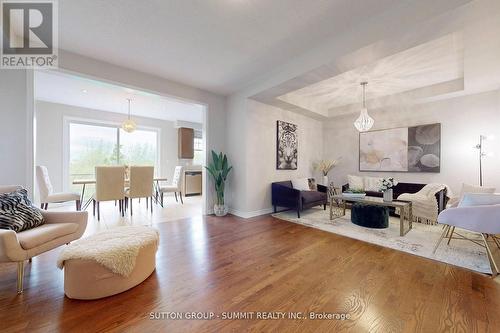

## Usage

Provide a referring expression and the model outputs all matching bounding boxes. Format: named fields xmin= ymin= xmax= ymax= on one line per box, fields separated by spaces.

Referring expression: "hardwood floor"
xmin=1 ymin=210 xmax=500 ymax=332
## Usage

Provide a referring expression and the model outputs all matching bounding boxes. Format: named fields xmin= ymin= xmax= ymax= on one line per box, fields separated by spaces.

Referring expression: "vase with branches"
xmin=205 ymin=150 xmax=233 ymax=216
xmin=313 ymin=159 xmax=340 ymax=185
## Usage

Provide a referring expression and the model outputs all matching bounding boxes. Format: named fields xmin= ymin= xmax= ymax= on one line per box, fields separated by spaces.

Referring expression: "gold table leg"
xmin=400 ymin=206 xmax=405 ymax=236
xmin=329 ymin=199 xmax=346 ymax=221
xmin=408 ymin=203 xmax=413 ymax=232
xmin=329 ymin=198 xmax=333 ymax=220
xmin=400 ymin=204 xmax=413 ymax=236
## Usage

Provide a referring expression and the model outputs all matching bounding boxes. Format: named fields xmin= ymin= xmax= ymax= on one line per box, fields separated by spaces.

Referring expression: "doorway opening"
xmin=33 ymin=70 xmax=208 ymax=224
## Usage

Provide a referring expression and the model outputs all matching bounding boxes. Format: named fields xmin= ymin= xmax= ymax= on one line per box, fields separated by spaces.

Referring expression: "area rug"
xmin=273 ymin=207 xmax=492 ymax=275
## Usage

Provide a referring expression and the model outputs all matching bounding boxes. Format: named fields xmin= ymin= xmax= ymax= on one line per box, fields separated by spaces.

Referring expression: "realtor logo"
xmin=1 ymin=0 xmax=58 ymax=68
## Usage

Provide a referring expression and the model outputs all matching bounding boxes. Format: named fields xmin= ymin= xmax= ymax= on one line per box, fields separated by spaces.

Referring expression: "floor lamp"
xmin=474 ymin=135 xmax=493 ymax=186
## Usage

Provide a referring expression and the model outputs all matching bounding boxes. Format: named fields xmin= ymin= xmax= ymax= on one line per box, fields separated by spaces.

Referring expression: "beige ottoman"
xmin=58 ymin=226 xmax=159 ymax=300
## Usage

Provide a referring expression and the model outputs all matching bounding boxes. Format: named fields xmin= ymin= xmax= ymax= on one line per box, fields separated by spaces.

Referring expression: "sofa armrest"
xmin=317 ymin=184 xmax=328 ymax=193
xmin=0 ymin=230 xmax=25 ymax=262
xmin=41 ymin=210 xmax=88 ymax=225
xmin=272 ymin=183 xmax=301 ymax=208
xmin=42 ymin=210 xmax=88 ymax=239
xmin=434 ymin=189 xmax=449 ymax=212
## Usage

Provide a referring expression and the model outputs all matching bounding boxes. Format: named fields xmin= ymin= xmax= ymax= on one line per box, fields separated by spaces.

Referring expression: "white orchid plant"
xmin=380 ymin=177 xmax=398 ymax=192
xmin=313 ymin=159 xmax=340 ymax=176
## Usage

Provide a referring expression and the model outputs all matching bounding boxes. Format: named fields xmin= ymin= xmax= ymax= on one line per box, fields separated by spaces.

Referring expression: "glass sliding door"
xmin=192 ymin=130 xmax=205 ymax=165
xmin=119 ymin=129 xmax=158 ymax=172
xmin=69 ymin=123 xmax=118 ymax=188
xmin=68 ymin=121 xmax=159 ymax=196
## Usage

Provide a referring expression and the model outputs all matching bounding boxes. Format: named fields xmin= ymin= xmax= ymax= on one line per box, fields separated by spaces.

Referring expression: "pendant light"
xmin=354 ymin=82 xmax=374 ymax=132
xmin=122 ymin=98 xmax=137 ymax=133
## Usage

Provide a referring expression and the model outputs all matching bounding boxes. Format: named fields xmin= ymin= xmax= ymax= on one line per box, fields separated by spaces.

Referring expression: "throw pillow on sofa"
xmin=448 ymin=183 xmax=496 ymax=207
xmin=460 ymin=183 xmax=495 ymax=196
xmin=347 ymin=175 xmax=364 ymax=191
xmin=458 ymin=193 xmax=500 ymax=207
xmin=0 ymin=188 xmax=44 ymax=232
xmin=364 ymin=177 xmax=383 ymax=192
xmin=308 ymin=178 xmax=317 ymax=191
xmin=292 ymin=178 xmax=311 ymax=191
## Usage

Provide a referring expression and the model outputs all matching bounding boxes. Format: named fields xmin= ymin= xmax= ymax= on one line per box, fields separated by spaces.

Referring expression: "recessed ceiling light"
xmin=81 ymin=89 xmax=88 ymax=93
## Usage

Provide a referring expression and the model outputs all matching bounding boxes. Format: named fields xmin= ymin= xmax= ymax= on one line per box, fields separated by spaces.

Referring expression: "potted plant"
xmin=380 ymin=177 xmax=398 ymax=202
xmin=205 ymin=150 xmax=232 ymax=216
xmin=313 ymin=159 xmax=340 ymax=185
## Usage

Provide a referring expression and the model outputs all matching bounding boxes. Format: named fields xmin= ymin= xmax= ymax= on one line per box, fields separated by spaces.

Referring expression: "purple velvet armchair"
xmin=272 ymin=180 xmax=327 ymax=218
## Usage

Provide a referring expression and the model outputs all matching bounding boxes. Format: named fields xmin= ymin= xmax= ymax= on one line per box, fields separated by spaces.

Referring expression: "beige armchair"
xmin=125 ymin=166 xmax=154 ymax=215
xmin=0 ymin=185 xmax=88 ymax=293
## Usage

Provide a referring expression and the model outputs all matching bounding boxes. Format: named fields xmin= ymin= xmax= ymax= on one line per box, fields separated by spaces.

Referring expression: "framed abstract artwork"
xmin=359 ymin=123 xmax=441 ymax=173
xmin=276 ymin=120 xmax=298 ymax=170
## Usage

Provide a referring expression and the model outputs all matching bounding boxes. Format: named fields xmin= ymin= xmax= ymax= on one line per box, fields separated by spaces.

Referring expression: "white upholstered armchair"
xmin=433 ymin=198 xmax=500 ymax=277
xmin=0 ymin=185 xmax=88 ymax=293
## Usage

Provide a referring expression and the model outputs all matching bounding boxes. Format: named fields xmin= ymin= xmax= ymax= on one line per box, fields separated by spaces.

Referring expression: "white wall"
xmin=324 ymin=90 xmax=500 ymax=195
xmin=225 ymin=95 xmax=249 ymax=213
xmin=245 ymin=100 xmax=323 ymax=214
xmin=0 ymin=70 xmax=33 ymax=192
xmin=35 ymin=101 xmax=187 ymax=197
xmin=226 ymin=98 xmax=323 ymax=217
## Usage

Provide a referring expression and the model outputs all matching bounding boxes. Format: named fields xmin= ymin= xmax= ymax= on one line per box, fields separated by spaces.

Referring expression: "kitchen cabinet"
xmin=178 ymin=127 xmax=194 ymax=159
xmin=185 ymin=171 xmax=202 ymax=196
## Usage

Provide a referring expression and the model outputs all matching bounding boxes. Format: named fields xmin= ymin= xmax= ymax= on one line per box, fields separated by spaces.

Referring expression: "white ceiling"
xmin=34 ymin=71 xmax=204 ymax=123
xmin=277 ymin=33 xmax=464 ymax=117
xmin=58 ymin=0 xmax=404 ymax=95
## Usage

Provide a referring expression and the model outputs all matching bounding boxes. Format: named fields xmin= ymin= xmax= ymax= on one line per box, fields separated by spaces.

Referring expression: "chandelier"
xmin=122 ymin=98 xmax=137 ymax=133
xmin=354 ymin=82 xmax=374 ymax=132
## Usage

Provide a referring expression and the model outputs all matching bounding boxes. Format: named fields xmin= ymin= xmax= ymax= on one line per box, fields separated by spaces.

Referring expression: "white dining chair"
xmin=36 ymin=166 xmax=81 ymax=210
xmin=93 ymin=166 xmax=125 ymax=221
xmin=160 ymin=166 xmax=184 ymax=205
xmin=125 ymin=166 xmax=154 ymax=215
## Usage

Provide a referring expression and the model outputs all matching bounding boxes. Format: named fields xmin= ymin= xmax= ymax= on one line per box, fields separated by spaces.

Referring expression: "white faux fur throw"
xmin=396 ymin=183 xmax=452 ymax=225
xmin=57 ymin=226 xmax=159 ymax=277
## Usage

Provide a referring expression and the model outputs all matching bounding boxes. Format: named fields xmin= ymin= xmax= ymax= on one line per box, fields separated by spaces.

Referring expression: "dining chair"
xmin=125 ymin=166 xmax=154 ymax=215
xmin=93 ymin=166 xmax=125 ymax=221
xmin=160 ymin=166 xmax=184 ymax=206
xmin=36 ymin=166 xmax=81 ymax=210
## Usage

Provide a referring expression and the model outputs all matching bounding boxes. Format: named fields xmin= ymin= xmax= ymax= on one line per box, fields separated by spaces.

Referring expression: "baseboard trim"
xmin=229 ymin=207 xmax=274 ymax=219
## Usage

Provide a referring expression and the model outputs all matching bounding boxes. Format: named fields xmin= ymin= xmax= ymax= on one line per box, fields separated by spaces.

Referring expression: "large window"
xmin=192 ymin=130 xmax=204 ymax=165
xmin=68 ymin=122 xmax=159 ymax=192
xmin=119 ymin=129 xmax=158 ymax=166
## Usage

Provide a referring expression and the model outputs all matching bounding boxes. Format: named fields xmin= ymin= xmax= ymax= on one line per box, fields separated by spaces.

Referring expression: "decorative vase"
xmin=383 ymin=189 xmax=393 ymax=202
xmin=323 ymin=175 xmax=329 ymax=186
xmin=214 ymin=204 xmax=228 ymax=217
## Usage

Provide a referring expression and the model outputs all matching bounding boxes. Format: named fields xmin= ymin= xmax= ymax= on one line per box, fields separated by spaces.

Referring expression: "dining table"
xmin=73 ymin=177 xmax=168 ymax=210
